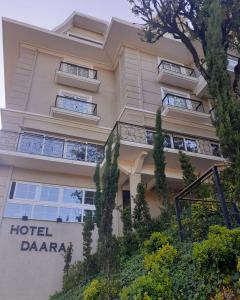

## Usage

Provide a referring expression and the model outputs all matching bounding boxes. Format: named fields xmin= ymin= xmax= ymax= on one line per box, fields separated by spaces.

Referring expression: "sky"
xmin=0 ymin=0 xmax=139 ymax=112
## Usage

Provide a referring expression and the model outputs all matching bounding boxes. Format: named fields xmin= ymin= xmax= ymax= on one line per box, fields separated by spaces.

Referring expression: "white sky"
xmin=0 ymin=0 xmax=139 ymax=123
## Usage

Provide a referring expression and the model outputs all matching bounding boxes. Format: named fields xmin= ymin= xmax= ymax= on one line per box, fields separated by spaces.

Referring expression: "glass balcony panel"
xmin=63 ymin=188 xmax=83 ymax=204
xmin=59 ymin=207 xmax=82 ymax=222
xmin=87 ymin=144 xmax=104 ymax=163
xmin=65 ymin=142 xmax=86 ymax=161
xmin=164 ymin=134 xmax=172 ymax=148
xmin=173 ymin=136 xmax=185 ymax=150
xmin=18 ymin=133 xmax=44 ymax=155
xmin=146 ymin=131 xmax=154 ymax=145
xmin=4 ymin=203 xmax=32 ymax=219
xmin=42 ymin=137 xmax=64 ymax=158
xmin=185 ymin=139 xmax=198 ymax=153
xmin=60 ymin=62 xmax=97 ymax=80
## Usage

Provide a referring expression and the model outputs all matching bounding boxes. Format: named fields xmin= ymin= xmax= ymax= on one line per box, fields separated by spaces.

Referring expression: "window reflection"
xmin=59 ymin=207 xmax=82 ymax=222
xmin=173 ymin=136 xmax=185 ymax=150
xmin=14 ymin=183 xmax=37 ymax=200
xmin=164 ymin=135 xmax=172 ymax=148
xmin=63 ymin=189 xmax=83 ymax=204
xmin=185 ymin=139 xmax=198 ymax=153
xmin=83 ymin=210 xmax=95 ymax=222
xmin=33 ymin=206 xmax=58 ymax=221
xmin=87 ymin=144 xmax=104 ymax=163
xmin=84 ymin=191 xmax=95 ymax=205
xmin=66 ymin=142 xmax=86 ymax=161
xmin=5 ymin=203 xmax=32 ymax=219
xmin=18 ymin=133 xmax=43 ymax=155
xmin=40 ymin=186 xmax=59 ymax=202
xmin=43 ymin=138 xmax=64 ymax=158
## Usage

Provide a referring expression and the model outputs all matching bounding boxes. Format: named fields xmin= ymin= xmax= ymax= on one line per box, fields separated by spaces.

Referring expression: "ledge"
xmin=51 ymin=107 xmax=100 ymax=124
xmin=55 ymin=70 xmax=101 ymax=92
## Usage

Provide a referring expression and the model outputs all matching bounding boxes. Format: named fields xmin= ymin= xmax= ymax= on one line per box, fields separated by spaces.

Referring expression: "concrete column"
xmin=129 ymin=173 xmax=141 ymax=214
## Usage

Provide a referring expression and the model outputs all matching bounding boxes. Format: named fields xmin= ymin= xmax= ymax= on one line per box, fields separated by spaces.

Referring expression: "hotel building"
xmin=0 ymin=11 xmax=234 ymax=300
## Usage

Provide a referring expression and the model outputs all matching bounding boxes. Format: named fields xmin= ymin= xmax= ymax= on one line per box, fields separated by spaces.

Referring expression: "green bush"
xmin=144 ymin=232 xmax=170 ymax=253
xmin=83 ymin=277 xmax=120 ymax=300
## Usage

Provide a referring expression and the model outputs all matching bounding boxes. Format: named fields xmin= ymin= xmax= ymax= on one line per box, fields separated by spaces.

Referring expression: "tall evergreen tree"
xmin=93 ymin=163 xmax=102 ymax=230
xmin=63 ymin=242 xmax=73 ymax=275
xmin=179 ymin=151 xmax=197 ymax=187
xmin=96 ymin=135 xmax=120 ymax=276
xmin=133 ymin=182 xmax=151 ymax=240
xmin=82 ymin=214 xmax=95 ymax=276
xmin=153 ymin=108 xmax=168 ymax=206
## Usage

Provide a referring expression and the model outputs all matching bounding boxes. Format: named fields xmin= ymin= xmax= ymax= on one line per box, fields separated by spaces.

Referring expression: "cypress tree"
xmin=133 ymin=182 xmax=151 ymax=240
xmin=153 ymin=108 xmax=168 ymax=206
xmin=205 ymin=0 xmax=240 ymax=201
xmin=82 ymin=214 xmax=94 ymax=276
xmin=179 ymin=151 xmax=197 ymax=187
xmin=63 ymin=242 xmax=73 ymax=275
xmin=93 ymin=163 xmax=102 ymax=230
xmin=97 ymin=134 xmax=120 ymax=276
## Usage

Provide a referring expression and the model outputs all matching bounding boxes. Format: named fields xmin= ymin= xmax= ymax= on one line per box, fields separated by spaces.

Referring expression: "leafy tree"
xmin=128 ymin=0 xmax=240 ymax=201
xmin=63 ymin=242 xmax=73 ymax=275
xmin=179 ymin=151 xmax=197 ymax=187
xmin=133 ymin=183 xmax=151 ymax=240
xmin=97 ymin=135 xmax=120 ymax=276
xmin=153 ymin=108 xmax=168 ymax=206
xmin=121 ymin=206 xmax=132 ymax=237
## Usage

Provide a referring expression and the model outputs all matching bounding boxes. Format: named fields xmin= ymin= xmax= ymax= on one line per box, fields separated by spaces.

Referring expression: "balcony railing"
xmin=17 ymin=133 xmax=104 ymax=163
xmin=59 ymin=62 xmax=98 ymax=80
xmin=109 ymin=122 xmax=222 ymax=157
xmin=158 ymin=60 xmax=196 ymax=78
xmin=162 ymin=94 xmax=204 ymax=113
xmin=55 ymin=95 xmax=97 ymax=116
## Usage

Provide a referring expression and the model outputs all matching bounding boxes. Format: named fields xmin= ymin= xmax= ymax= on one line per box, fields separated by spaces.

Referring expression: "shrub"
xmin=83 ymin=277 xmax=120 ymax=300
xmin=144 ymin=232 xmax=170 ymax=254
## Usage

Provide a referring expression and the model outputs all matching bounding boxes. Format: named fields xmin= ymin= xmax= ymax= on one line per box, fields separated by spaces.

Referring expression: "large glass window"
xmin=63 ymin=188 xmax=83 ymax=204
xmin=18 ymin=133 xmax=43 ymax=155
xmin=84 ymin=191 xmax=95 ymax=205
xmin=5 ymin=181 xmax=96 ymax=223
xmin=33 ymin=206 xmax=58 ymax=221
xmin=40 ymin=186 xmax=59 ymax=202
xmin=83 ymin=209 xmax=95 ymax=222
xmin=5 ymin=203 xmax=32 ymax=219
xmin=14 ymin=183 xmax=38 ymax=200
xmin=65 ymin=142 xmax=86 ymax=161
xmin=164 ymin=134 xmax=172 ymax=148
xmin=59 ymin=207 xmax=82 ymax=222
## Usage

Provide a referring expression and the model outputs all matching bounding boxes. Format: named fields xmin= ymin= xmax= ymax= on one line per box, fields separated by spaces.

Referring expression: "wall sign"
xmin=10 ymin=225 xmax=66 ymax=253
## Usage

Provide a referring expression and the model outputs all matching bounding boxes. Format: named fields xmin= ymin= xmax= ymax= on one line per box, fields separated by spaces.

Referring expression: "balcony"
xmin=161 ymin=94 xmax=211 ymax=124
xmin=157 ymin=60 xmax=198 ymax=90
xmin=51 ymin=95 xmax=100 ymax=124
xmin=195 ymin=55 xmax=239 ymax=97
xmin=55 ymin=62 xmax=101 ymax=92
xmin=108 ymin=121 xmax=224 ymax=172
xmin=0 ymin=132 xmax=104 ymax=176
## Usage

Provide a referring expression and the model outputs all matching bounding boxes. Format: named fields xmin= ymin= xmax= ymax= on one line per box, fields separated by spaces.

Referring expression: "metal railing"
xmin=55 ymin=95 xmax=97 ymax=116
xmin=162 ymin=94 xmax=204 ymax=112
xmin=158 ymin=60 xmax=196 ymax=77
xmin=107 ymin=121 xmax=222 ymax=157
xmin=17 ymin=132 xmax=104 ymax=163
xmin=59 ymin=62 xmax=98 ymax=80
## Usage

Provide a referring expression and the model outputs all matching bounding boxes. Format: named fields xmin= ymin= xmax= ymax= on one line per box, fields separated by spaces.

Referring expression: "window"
xmin=63 ymin=188 xmax=83 ymax=204
xmin=33 ymin=206 xmax=58 ymax=221
xmin=14 ymin=183 xmax=38 ymax=200
xmin=211 ymin=144 xmax=221 ymax=157
xmin=84 ymin=191 xmax=95 ymax=205
xmin=87 ymin=144 xmax=104 ymax=163
xmin=83 ymin=209 xmax=95 ymax=222
xmin=40 ymin=186 xmax=59 ymax=202
xmin=5 ymin=181 xmax=95 ymax=223
xmin=57 ymin=96 xmax=94 ymax=115
xmin=59 ymin=207 xmax=82 ymax=222
xmin=146 ymin=131 xmax=154 ymax=145
xmin=5 ymin=203 xmax=32 ymax=219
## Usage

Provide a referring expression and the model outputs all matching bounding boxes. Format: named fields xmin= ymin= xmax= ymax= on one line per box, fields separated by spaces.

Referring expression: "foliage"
xmin=82 ymin=214 xmax=94 ymax=277
xmin=120 ymin=206 xmax=132 ymax=236
xmin=93 ymin=163 xmax=102 ymax=229
xmin=179 ymin=151 xmax=197 ymax=187
xmin=153 ymin=107 xmax=168 ymax=206
xmin=120 ymin=232 xmax=177 ymax=300
xmin=63 ymin=242 xmax=73 ymax=275
xmin=97 ymin=135 xmax=120 ymax=275
xmin=132 ymin=183 xmax=151 ymax=241
xmin=144 ymin=231 xmax=170 ymax=253
xmin=83 ymin=277 xmax=121 ymax=300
